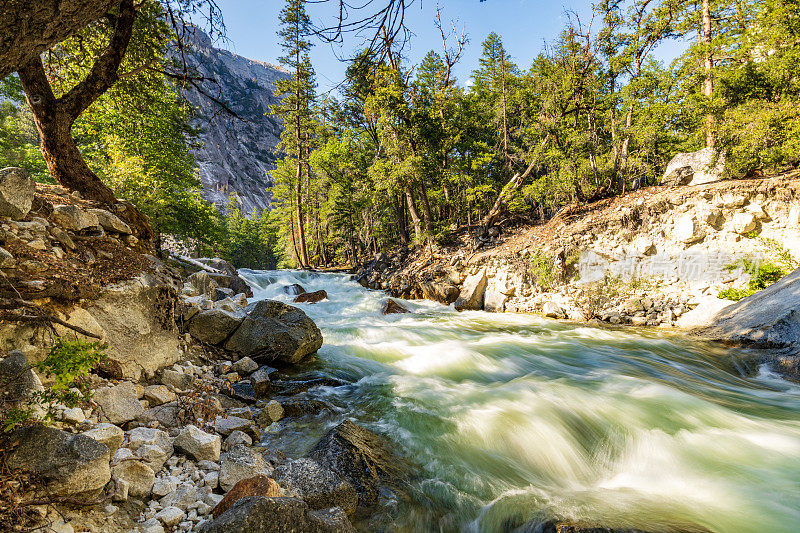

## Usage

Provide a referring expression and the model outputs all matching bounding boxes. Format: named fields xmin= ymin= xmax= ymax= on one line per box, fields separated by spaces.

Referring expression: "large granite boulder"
xmin=454 ymin=269 xmax=488 ymax=311
xmin=6 ymin=425 xmax=111 ymax=497
xmin=661 ymin=147 xmax=725 ymax=187
xmin=308 ymin=420 xmax=402 ymax=509
xmin=212 ymin=474 xmax=283 ymax=518
xmin=201 ymin=496 xmax=354 ymax=533
xmin=61 ymin=270 xmax=181 ymax=381
xmin=187 ymin=307 xmax=246 ymax=345
xmin=0 ymin=167 xmax=35 ymax=220
xmin=225 ymin=300 xmax=323 ymax=364
xmin=274 ymin=458 xmax=358 ymax=515
xmin=694 ymin=267 xmax=800 ymax=348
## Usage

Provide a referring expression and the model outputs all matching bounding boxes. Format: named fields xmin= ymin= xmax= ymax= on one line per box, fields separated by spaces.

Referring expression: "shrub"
xmin=718 ymin=258 xmax=788 ymax=301
xmin=1 ymin=338 xmax=106 ymax=432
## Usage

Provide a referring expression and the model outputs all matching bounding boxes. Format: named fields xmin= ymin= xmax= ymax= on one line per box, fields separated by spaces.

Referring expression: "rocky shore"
xmin=0 ymin=169 xmax=404 ymax=532
xmin=353 ymin=174 xmax=800 ymax=376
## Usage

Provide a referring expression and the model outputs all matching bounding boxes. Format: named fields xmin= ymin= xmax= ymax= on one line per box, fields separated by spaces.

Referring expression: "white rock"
xmin=154 ymin=506 xmax=185 ymax=528
xmin=173 ymin=425 xmax=221 ymax=462
xmin=62 ymin=407 xmax=86 ymax=424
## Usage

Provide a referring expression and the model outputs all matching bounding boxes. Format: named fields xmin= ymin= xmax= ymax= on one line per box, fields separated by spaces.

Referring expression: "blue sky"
xmin=211 ymin=0 xmax=688 ymax=95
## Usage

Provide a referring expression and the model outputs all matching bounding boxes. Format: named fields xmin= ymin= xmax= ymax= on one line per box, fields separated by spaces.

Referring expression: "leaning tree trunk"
xmin=17 ymin=0 xmax=154 ymax=248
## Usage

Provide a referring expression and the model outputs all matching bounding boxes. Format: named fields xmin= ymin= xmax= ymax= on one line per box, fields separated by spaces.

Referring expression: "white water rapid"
xmin=238 ymin=269 xmax=800 ymax=533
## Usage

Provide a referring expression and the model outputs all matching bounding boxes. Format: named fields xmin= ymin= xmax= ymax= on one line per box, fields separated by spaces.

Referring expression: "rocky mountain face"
xmin=179 ymin=28 xmax=290 ymax=215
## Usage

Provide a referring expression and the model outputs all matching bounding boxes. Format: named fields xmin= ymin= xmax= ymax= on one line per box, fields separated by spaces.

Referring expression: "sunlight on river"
xmin=239 ymin=269 xmax=800 ymax=533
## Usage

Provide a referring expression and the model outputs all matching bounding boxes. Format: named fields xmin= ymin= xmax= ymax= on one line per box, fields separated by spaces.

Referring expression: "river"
xmin=238 ymin=269 xmax=800 ymax=533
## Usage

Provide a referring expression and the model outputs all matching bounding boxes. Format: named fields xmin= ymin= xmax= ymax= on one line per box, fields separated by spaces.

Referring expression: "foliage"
xmin=528 ymin=252 xmax=556 ymax=291
xmin=2 ymin=339 xmax=106 ymax=432
xmin=0 ymin=77 xmax=50 ymax=182
xmin=718 ymin=257 xmax=790 ymax=301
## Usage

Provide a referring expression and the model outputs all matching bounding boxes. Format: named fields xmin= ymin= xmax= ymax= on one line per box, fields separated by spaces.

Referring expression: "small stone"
xmin=174 ymin=425 xmax=221 ymax=462
xmin=154 ymin=506 xmax=185 ymax=528
xmin=112 ymin=460 xmax=155 ymax=498
xmin=82 ymin=423 xmax=125 ymax=455
xmin=137 ymin=518 xmax=165 ymax=533
xmin=223 ymin=430 xmax=252 ymax=451
xmin=151 ymin=478 xmax=177 ymax=498
xmin=62 ymin=407 xmax=85 ymax=424
xmin=143 ymin=385 xmax=177 ymax=406
xmin=232 ymin=357 xmax=258 ymax=375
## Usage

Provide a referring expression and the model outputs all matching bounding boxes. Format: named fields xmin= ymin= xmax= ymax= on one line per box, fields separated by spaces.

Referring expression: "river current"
xmin=238 ymin=269 xmax=800 ymax=533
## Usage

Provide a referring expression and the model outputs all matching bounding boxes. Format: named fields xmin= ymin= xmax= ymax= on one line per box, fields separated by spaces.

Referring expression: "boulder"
xmin=308 ymin=507 xmax=357 ymax=533
xmin=308 ymin=420 xmax=401 ymax=508
xmin=661 ymin=147 xmax=725 ymax=187
xmin=174 ymin=425 xmax=221 ymax=462
xmin=732 ymin=212 xmax=758 ymax=234
xmin=293 ymin=289 xmax=328 ymax=304
xmin=251 ymin=366 xmax=275 ymax=397
xmin=219 ymin=444 xmax=272 ymax=492
xmin=419 ymin=281 xmax=460 ymax=304
xmin=6 ymin=425 xmax=111 ymax=497
xmin=454 ymin=269 xmax=488 ymax=311
xmin=87 ymin=208 xmax=132 ymax=234
xmin=212 ymin=415 xmax=253 ymax=437
xmin=224 ymin=300 xmax=323 ymax=364
xmin=81 ymin=423 xmax=125 ymax=455
xmin=64 ymin=273 xmax=181 ymax=381
xmin=674 ymin=214 xmax=705 ymax=245
xmin=0 ymin=349 xmax=43 ymax=409
xmin=138 ymin=401 xmax=179 ymax=428
xmin=159 ymin=368 xmax=193 ymax=390
xmin=111 ymin=459 xmax=155 ymax=497
xmin=188 ymin=307 xmax=246 ymax=345
xmin=50 ymin=204 xmax=100 ymax=231
xmin=143 ymin=384 xmax=177 ymax=406
xmin=284 ymin=284 xmax=306 ymax=296
xmin=200 ymin=496 xmax=310 ymax=533
xmin=154 ymin=506 xmax=185 ymax=528
xmin=232 ymin=356 xmax=259 ymax=375
xmin=694 ymin=267 xmax=800 ymax=349
xmin=542 ymin=301 xmax=567 ymax=319
xmin=212 ymin=474 xmax=283 ymax=518
xmin=224 ymin=430 xmax=253 ymax=451
xmin=93 ymin=381 xmax=144 ymax=425
xmin=126 ymin=427 xmax=173 ymax=457
xmin=0 ymin=167 xmax=35 ymax=220
xmin=380 ymin=298 xmax=409 ymax=315
xmin=274 ymin=458 xmax=358 ymax=515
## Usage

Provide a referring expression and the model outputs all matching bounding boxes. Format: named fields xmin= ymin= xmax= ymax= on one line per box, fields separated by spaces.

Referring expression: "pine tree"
xmin=271 ymin=0 xmax=316 ymax=268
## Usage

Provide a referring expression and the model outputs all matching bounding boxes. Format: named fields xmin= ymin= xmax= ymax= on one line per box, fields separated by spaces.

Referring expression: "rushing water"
xmin=238 ymin=269 xmax=800 ymax=533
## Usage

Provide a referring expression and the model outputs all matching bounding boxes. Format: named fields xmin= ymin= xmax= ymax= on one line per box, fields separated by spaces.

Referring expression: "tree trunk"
xmin=294 ymin=162 xmax=309 ymax=269
xmin=418 ymin=180 xmax=434 ymax=238
xmin=394 ymin=193 xmax=408 ymax=245
xmin=701 ymin=0 xmax=715 ymax=148
xmin=405 ymin=189 xmax=423 ymax=242
xmin=482 ymin=131 xmax=551 ymax=229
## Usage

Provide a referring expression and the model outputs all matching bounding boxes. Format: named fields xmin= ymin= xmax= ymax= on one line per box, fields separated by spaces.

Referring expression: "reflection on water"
xmin=240 ymin=269 xmax=800 ymax=533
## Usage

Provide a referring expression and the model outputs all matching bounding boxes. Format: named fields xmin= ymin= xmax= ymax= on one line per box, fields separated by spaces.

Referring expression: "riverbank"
xmin=353 ymin=173 xmax=800 ymax=376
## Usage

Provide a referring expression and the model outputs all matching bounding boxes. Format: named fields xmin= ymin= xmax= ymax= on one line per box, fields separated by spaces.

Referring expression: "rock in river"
xmin=224 ymin=300 xmax=323 ymax=364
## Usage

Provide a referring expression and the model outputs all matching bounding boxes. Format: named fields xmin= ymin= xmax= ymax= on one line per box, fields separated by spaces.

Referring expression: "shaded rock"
xmin=188 ymin=307 xmax=246 ymax=345
xmin=0 ymin=349 xmax=43 ymax=408
xmin=274 ymin=458 xmax=357 ymax=515
xmin=220 ymin=444 xmax=272 ymax=492
xmin=257 ymin=400 xmax=284 ymax=426
xmin=661 ymin=147 xmax=724 ymax=187
xmin=6 ymin=425 xmax=111 ymax=497
xmin=88 ymin=208 xmax=132 ymax=234
xmin=454 ymin=269 xmax=487 ymax=311
xmin=127 ymin=427 xmax=173 ymax=457
xmin=93 ymin=381 xmax=144 ymax=425
xmin=81 ymin=423 xmax=125 ymax=455
xmin=232 ymin=356 xmax=259 ymax=375
xmin=231 ymin=380 xmax=257 ymax=404
xmin=308 ymin=507 xmax=357 ymax=533
xmin=224 ymin=300 xmax=323 ymax=364
xmin=293 ymin=290 xmax=328 ymax=304
xmin=0 ymin=167 xmax=35 ymax=220
xmin=419 ymin=281 xmax=460 ymax=304
xmin=188 ymin=271 xmax=220 ymax=300
xmin=380 ymin=298 xmax=409 ymax=315
xmin=201 ymin=496 xmax=308 ymax=533
xmin=284 ymin=284 xmax=306 ymax=296
xmin=308 ymin=420 xmax=401 ymax=508
xmin=212 ymin=474 xmax=283 ymax=518
xmin=282 ymin=399 xmax=329 ymax=417
xmin=51 ymin=204 xmax=100 ymax=231
xmin=160 ymin=369 xmax=193 ymax=390
xmin=138 ymin=401 xmax=179 ymax=428
xmin=251 ymin=366 xmax=275 ymax=397
xmin=174 ymin=425 xmax=221 ymax=462
xmin=223 ymin=430 xmax=253 ymax=451
xmin=212 ymin=415 xmax=253 ymax=437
